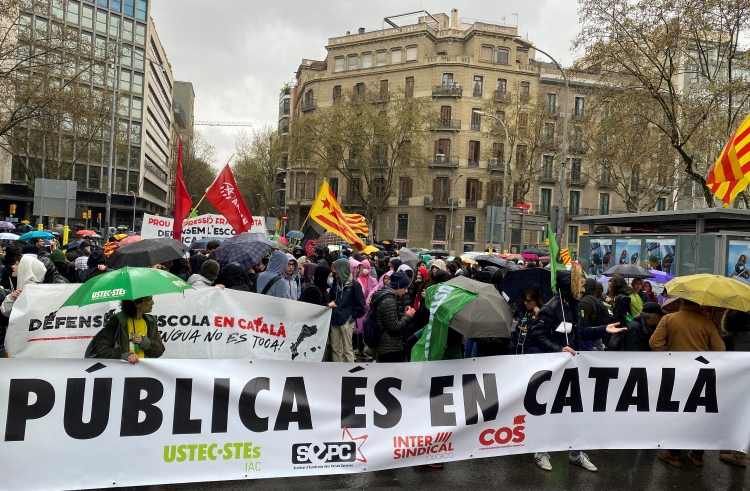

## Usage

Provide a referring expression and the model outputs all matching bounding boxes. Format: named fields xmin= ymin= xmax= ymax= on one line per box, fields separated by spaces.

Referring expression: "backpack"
xmin=362 ymin=308 xmax=382 ymax=349
xmin=260 ymin=275 xmax=281 ymax=295
xmin=594 ymin=298 xmax=612 ymax=326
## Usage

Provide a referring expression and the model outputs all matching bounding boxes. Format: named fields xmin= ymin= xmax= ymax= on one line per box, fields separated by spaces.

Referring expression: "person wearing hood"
xmin=301 ymin=263 xmax=318 ymax=288
xmin=329 ymin=258 xmax=365 ymax=363
xmin=389 ymin=258 xmax=402 ymax=272
xmin=369 ymin=271 xmax=415 ymax=363
xmin=50 ymin=249 xmax=78 ymax=284
xmin=350 ymin=257 xmax=378 ymax=357
xmin=580 ymin=277 xmax=611 ymax=351
xmin=21 ymin=244 xmax=65 ymax=284
xmin=74 ymin=240 xmax=92 ymax=271
xmin=216 ymin=263 xmax=250 ymax=291
xmin=80 ymin=250 xmax=111 ymax=283
xmin=256 ymin=250 xmax=298 ymax=299
xmin=427 ymin=259 xmax=447 ymax=285
xmin=188 ymin=260 xmax=221 ymax=287
xmin=1 ymin=255 xmax=47 ymax=317
xmin=528 ymin=264 xmax=625 ymax=473
xmin=299 ymin=265 xmax=336 ymax=307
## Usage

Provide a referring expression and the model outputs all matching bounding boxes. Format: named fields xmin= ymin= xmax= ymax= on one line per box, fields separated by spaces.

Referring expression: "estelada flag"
xmin=707 ymin=113 xmax=750 ymax=207
xmin=309 ymin=181 xmax=366 ymax=251
xmin=560 ymin=248 xmax=572 ymax=266
xmin=173 ymin=137 xmax=192 ymax=241
xmin=344 ymin=213 xmax=370 ymax=236
xmin=205 ymin=164 xmax=253 ymax=234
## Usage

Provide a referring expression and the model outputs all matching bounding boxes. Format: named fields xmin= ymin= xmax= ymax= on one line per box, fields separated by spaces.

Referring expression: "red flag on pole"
xmin=205 ymin=164 xmax=253 ymax=234
xmin=172 ymin=136 xmax=192 ymax=241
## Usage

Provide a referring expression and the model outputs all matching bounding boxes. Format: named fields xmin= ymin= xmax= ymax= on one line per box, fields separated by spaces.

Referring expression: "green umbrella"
xmin=62 ymin=266 xmax=193 ymax=308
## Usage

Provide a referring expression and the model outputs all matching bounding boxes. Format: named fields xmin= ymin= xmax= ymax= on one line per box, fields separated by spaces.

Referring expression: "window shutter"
xmin=447 ymin=179 xmax=452 ymax=200
xmin=468 ymin=142 xmax=475 ymax=160
xmin=432 ymin=178 xmax=437 ymax=198
xmin=478 ymin=181 xmax=483 ymax=201
xmin=434 ymin=140 xmax=439 ymax=155
xmin=476 ymin=141 xmax=481 ymax=160
xmin=445 ymin=140 xmax=451 ymax=158
xmin=407 ymin=177 xmax=413 ymax=197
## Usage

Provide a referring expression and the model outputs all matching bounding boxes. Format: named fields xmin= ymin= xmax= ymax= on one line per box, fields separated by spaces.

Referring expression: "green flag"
xmin=410 ymin=283 xmax=478 ymax=361
xmin=547 ymin=222 xmax=564 ymax=294
xmin=189 ymin=208 xmax=198 ymax=218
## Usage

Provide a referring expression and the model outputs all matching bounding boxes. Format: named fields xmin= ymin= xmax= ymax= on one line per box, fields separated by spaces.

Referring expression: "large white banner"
xmin=141 ymin=213 xmax=267 ymax=246
xmin=5 ymin=284 xmax=330 ymax=361
xmin=0 ymin=353 xmax=748 ymax=490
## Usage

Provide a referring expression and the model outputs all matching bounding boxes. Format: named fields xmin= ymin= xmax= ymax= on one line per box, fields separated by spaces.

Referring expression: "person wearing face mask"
xmin=412 ymin=267 xmax=429 ymax=311
xmin=299 ymin=265 xmax=336 ymax=308
xmin=350 ymin=257 xmax=377 ymax=357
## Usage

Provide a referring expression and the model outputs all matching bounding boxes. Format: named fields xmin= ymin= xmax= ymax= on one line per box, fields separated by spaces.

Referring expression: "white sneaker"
xmin=569 ymin=452 xmax=597 ymax=472
xmin=534 ymin=452 xmax=552 ymax=471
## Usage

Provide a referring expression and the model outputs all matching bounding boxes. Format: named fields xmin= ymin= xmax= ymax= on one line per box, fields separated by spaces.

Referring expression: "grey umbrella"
xmin=398 ymin=247 xmax=418 ymax=270
xmin=446 ymin=276 xmax=514 ymax=338
xmin=603 ymin=263 xmax=652 ymax=279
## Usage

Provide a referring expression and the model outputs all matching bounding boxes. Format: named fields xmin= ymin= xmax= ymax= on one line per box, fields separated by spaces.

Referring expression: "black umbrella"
xmin=602 ymin=264 xmax=652 ymax=279
xmin=61 ymin=239 xmax=84 ymax=251
xmin=106 ymin=238 xmax=188 ymax=269
xmin=427 ymin=249 xmax=450 ymax=257
xmin=502 ymin=268 xmax=554 ymax=306
xmin=522 ymin=248 xmax=548 ymax=256
xmin=475 ymin=254 xmax=521 ymax=271
xmin=408 ymin=247 xmax=422 ymax=253
xmin=188 ymin=237 xmax=226 ymax=251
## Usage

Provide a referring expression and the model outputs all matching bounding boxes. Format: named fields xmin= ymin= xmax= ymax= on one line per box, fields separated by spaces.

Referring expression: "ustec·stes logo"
xmin=478 ymin=415 xmax=526 ymax=449
xmin=292 ymin=427 xmax=367 ymax=465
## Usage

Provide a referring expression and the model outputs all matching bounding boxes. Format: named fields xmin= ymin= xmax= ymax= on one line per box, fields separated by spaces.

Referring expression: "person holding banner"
xmin=329 ymin=258 xmax=365 ymax=363
xmin=529 ymin=264 xmax=625 ymax=473
xmin=94 ymin=296 xmax=165 ymax=364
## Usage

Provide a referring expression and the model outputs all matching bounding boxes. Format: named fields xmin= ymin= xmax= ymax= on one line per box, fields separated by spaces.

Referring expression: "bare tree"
xmin=176 ymin=131 xmax=218 ymax=215
xmin=234 ymin=126 xmax=283 ymax=220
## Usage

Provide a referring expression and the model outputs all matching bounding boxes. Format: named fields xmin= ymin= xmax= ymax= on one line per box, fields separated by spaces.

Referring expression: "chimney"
xmin=358 ymin=27 xmax=365 ymax=34
xmin=451 ymin=9 xmax=458 ymax=28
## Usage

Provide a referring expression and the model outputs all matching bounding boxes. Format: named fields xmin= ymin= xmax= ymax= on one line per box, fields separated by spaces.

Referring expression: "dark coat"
xmin=623 ymin=315 xmax=655 ymax=352
xmin=721 ymin=331 xmax=750 ymax=352
xmin=330 ymin=279 xmax=365 ymax=326
xmin=94 ymin=311 xmax=165 ymax=360
xmin=370 ymin=287 xmax=411 ymax=355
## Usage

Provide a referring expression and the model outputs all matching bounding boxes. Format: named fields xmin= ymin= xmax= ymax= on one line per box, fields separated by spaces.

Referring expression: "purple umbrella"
xmin=647 ymin=269 xmax=675 ymax=284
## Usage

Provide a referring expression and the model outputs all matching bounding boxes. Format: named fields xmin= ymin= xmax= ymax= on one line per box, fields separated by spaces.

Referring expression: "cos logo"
xmin=479 ymin=415 xmax=526 ymax=446
xmin=292 ymin=442 xmax=356 ymax=464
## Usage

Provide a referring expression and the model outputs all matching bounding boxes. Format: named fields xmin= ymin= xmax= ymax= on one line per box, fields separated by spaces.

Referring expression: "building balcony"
xmin=538 ymin=171 xmax=559 ymax=183
xmin=432 ymin=85 xmax=463 ymax=97
xmin=493 ymin=90 xmax=511 ymax=103
xmin=544 ymin=105 xmax=561 ymax=117
xmin=597 ymin=178 xmax=616 ymax=189
xmin=571 ymin=110 xmax=588 ymax=120
xmin=566 ymin=174 xmax=588 ymax=186
xmin=472 ymin=89 xmax=484 ymax=98
xmin=398 ymin=196 xmax=410 ymax=206
xmin=172 ymin=102 xmax=187 ymax=129
xmin=541 ymin=138 xmax=557 ymax=151
xmin=470 ymin=122 xmax=481 ymax=131
xmin=347 ymin=159 xmax=359 ymax=169
xmin=342 ymin=195 xmax=362 ymax=206
xmin=301 ymin=99 xmax=318 ymax=112
xmin=569 ymin=141 xmax=587 ymax=153
xmin=430 ymin=119 xmax=462 ymax=131
xmin=467 ymin=158 xmax=479 ymax=167
xmin=488 ymin=158 xmax=505 ymax=171
xmin=429 ymin=155 xmax=459 ymax=167
xmin=465 ymin=199 xmax=478 ymax=209
xmin=369 ymin=93 xmax=390 ymax=103
xmin=424 ymin=196 xmax=457 ymax=209
xmin=535 ymin=204 xmax=551 ymax=215
xmin=486 ymin=197 xmax=504 ymax=207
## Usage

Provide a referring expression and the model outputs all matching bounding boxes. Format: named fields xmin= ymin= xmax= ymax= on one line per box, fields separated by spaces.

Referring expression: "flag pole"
xmin=188 ymin=153 xmax=235 ymax=218
xmin=291 ymin=179 xmax=326 ymax=249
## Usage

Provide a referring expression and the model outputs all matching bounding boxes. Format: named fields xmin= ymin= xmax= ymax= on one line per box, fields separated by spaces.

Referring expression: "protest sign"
xmin=141 ymin=213 xmax=267 ymax=246
xmin=0 ymin=352 xmax=748 ymax=490
xmin=5 ymin=284 xmax=329 ymax=361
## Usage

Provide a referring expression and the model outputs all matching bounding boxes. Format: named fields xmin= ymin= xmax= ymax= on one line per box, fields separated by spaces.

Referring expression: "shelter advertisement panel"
xmin=587 ymin=238 xmax=612 ymax=275
xmin=0 ymin=353 xmax=749 ymax=490
xmin=728 ymin=239 xmax=750 ymax=283
xmin=615 ymin=239 xmax=642 ymax=266
xmin=5 ymin=284 xmax=330 ymax=361
xmin=141 ymin=213 xmax=267 ymax=246
xmin=645 ymin=238 xmax=676 ymax=274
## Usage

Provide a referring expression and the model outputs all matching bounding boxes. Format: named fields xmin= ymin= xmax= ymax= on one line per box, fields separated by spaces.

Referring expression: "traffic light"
xmin=97 ymin=213 xmax=102 ymax=223
xmin=87 ymin=210 xmax=92 ymax=219
xmin=82 ymin=211 xmax=87 ymax=219
xmin=9 ymin=204 xmax=16 ymax=215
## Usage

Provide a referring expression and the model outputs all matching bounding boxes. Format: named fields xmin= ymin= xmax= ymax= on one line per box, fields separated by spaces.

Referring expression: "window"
xmin=98 ymin=0 xmax=109 ymax=8
xmin=88 ymin=165 xmax=100 ymax=189
xmin=361 ymin=53 xmax=372 ymax=68
xmin=128 ymin=171 xmax=139 ymax=193
xmin=118 ymin=95 xmax=130 ymax=116
xmin=347 ymin=177 xmax=361 ymax=202
xmin=281 ymin=98 xmax=290 ymax=115
xmin=569 ymin=190 xmax=580 ymax=215
xmin=516 ymin=145 xmax=527 ymax=166
xmin=334 ymin=57 xmax=344 ymax=72
xmin=135 ymin=23 xmax=145 ymax=45
xmin=656 ymin=197 xmax=667 ymax=211
xmin=544 ymin=122 xmax=555 ymax=141
xmin=480 ymin=45 xmax=493 ymax=62
xmin=545 ymin=93 xmax=557 ymax=114
xmin=405 ymin=76 xmax=414 ymax=98
xmin=433 ymin=214 xmax=447 ymax=241
xmin=406 ymin=46 xmax=417 ymax=61
xmin=144 ymin=178 xmax=166 ymax=201
xmin=436 ymin=138 xmax=451 ymax=157
xmin=397 ymin=214 xmax=408 ymax=239
xmin=111 ymin=0 xmax=121 ymax=11
xmin=354 ymin=82 xmax=365 ymax=99
xmin=391 ymin=48 xmax=402 ymax=64
xmin=376 ymin=51 xmax=386 ymax=67
xmin=67 ymin=1 xmax=79 ymax=24
xmin=96 ymin=10 xmax=106 ymax=32
xmin=130 ymin=122 xmax=141 ymax=143
xmin=399 ymin=177 xmax=412 ymax=201
xmin=570 ymin=158 xmax=582 ymax=180
xmin=468 ymin=141 xmax=480 ymax=165
xmin=90 ymin=141 xmax=102 ymax=162
xmin=332 ymin=85 xmax=341 ymax=102
xmin=518 ymin=112 xmax=528 ymax=130
xmin=120 ymin=69 xmax=131 ymax=91
xmin=497 ymin=48 xmax=509 ymax=65
xmin=379 ymin=79 xmax=388 ymax=98
xmin=472 ymin=75 xmax=483 ymax=97
xmin=601 ymin=165 xmax=611 ymax=183
xmin=124 ymin=0 xmax=134 ymax=16
xmin=52 ymin=0 xmax=64 ymax=19
xmin=122 ymin=18 xmax=133 ymax=41
xmin=120 ymin=45 xmax=131 ymax=67
xmin=464 ymin=216 xmax=476 ymax=242
xmin=372 ymin=177 xmax=386 ymax=198
xmin=574 ymin=96 xmax=585 ymax=117
xmin=133 ymin=48 xmax=144 ymax=70
xmin=75 ymin=164 xmax=87 ymax=188
xmin=492 ymin=142 xmax=504 ymax=163
xmin=132 ymin=73 xmax=143 ymax=94
xmin=115 ymin=169 xmax=126 ymax=192
xmin=465 ymin=179 xmax=480 ymax=202
xmin=496 ymin=78 xmax=507 ymax=92
xmin=347 ymin=54 xmax=357 ymax=70
xmin=542 ymin=155 xmax=554 ymax=177
xmin=440 ymin=105 xmax=452 ymax=122
xmin=684 ymin=182 xmax=693 ymax=197
xmin=136 ymin=0 xmax=147 ymax=20
xmin=572 ymin=126 xmax=583 ymax=146
xmin=82 ymin=5 xmax=93 ymax=28
xmin=567 ymin=225 xmax=578 ymax=245
xmin=540 ymin=189 xmax=552 ymax=214
xmin=329 ymin=178 xmax=338 ymax=198
xmin=435 ymin=177 xmax=449 ymax=202
xmin=471 ymin=110 xmax=481 ymax=131
xmin=520 ymin=81 xmax=530 ymax=98
xmin=599 ymin=193 xmax=610 ymax=215
xmin=442 ymin=73 xmax=454 ymax=87
xmin=129 ymin=147 xmax=140 ymax=167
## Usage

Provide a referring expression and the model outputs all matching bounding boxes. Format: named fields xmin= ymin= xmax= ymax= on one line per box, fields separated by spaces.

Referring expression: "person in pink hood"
xmin=350 ymin=257 xmax=378 ymax=357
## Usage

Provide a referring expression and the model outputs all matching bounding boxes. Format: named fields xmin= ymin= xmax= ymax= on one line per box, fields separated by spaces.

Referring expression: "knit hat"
xmin=22 ymin=244 xmax=40 ymax=255
xmin=390 ymin=271 xmax=410 ymax=290
xmin=49 ymin=249 xmax=66 ymax=264
xmin=200 ymin=259 xmax=220 ymax=282
xmin=390 ymin=258 xmax=403 ymax=271
xmin=79 ymin=240 xmax=91 ymax=248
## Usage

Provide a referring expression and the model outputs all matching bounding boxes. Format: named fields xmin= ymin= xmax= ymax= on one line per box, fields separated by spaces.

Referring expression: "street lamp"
xmin=129 ymin=191 xmax=136 ymax=231
xmin=475 ymin=111 xmax=509 ymax=252
xmin=104 ymin=34 xmax=121 ymax=239
xmin=514 ymin=38 xmax=569 ymax=244
xmin=448 ymin=173 xmax=465 ymax=254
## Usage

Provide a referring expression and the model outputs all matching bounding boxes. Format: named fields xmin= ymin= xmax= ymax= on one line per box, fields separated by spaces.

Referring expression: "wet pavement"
xmin=93 ymin=449 xmax=749 ymax=491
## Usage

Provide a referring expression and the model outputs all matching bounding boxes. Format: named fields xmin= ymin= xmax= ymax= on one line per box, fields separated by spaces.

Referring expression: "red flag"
xmin=205 ymin=164 xmax=253 ymax=234
xmin=173 ymin=137 xmax=192 ymax=241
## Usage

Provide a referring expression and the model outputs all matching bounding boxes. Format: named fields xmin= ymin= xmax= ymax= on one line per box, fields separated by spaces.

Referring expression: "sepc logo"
xmin=479 ymin=415 xmax=526 ymax=449
xmin=292 ymin=427 xmax=367 ymax=465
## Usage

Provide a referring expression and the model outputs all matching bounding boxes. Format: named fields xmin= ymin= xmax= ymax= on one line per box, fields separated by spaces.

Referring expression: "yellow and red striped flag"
xmin=344 ymin=213 xmax=370 ymax=236
xmin=309 ymin=181 xmax=366 ymax=251
xmin=560 ymin=248 xmax=572 ymax=266
xmin=707 ymin=113 xmax=750 ymax=207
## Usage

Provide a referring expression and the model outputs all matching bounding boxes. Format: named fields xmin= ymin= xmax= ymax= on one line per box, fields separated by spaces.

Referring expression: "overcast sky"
xmin=150 ymin=0 xmax=581 ymax=167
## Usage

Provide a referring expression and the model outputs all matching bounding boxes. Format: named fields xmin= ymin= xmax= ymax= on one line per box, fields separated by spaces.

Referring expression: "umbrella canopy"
xmin=462 ymin=258 xmax=478 ymax=265
xmin=209 ymin=232 xmax=271 ymax=270
xmin=522 ymin=248 xmax=548 ymax=256
xmin=502 ymin=268 xmax=555 ymax=306
xmin=475 ymin=254 xmax=521 ymax=271
xmin=119 ymin=235 xmax=141 ymax=245
xmin=661 ymin=297 xmax=681 ymax=313
xmin=61 ymin=267 xmax=193 ymax=308
xmin=647 ymin=269 xmax=676 ymax=284
xmin=408 ymin=247 xmax=422 ymax=253
xmin=0 ymin=221 xmax=15 ymax=230
xmin=398 ymin=247 xmax=419 ymax=270
xmin=286 ymin=230 xmax=304 ymax=240
xmin=76 ymin=229 xmax=98 ymax=236
xmin=43 ymin=229 xmax=61 ymax=236
xmin=446 ymin=276 xmax=514 ymax=338
xmin=188 ymin=237 xmax=226 ymax=251
xmin=317 ymin=232 xmax=346 ymax=248
xmin=603 ymin=263 xmax=652 ymax=279
xmin=363 ymin=245 xmax=380 ymax=254
xmin=113 ymin=233 xmax=128 ymax=241
xmin=664 ymin=274 xmax=750 ymax=311
xmin=19 ymin=231 xmax=54 ymax=241
xmin=426 ymin=249 xmax=450 ymax=257
xmin=106 ymin=238 xmax=188 ymax=269
xmin=61 ymin=239 xmax=85 ymax=251
xmin=0 ymin=233 xmax=19 ymax=240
